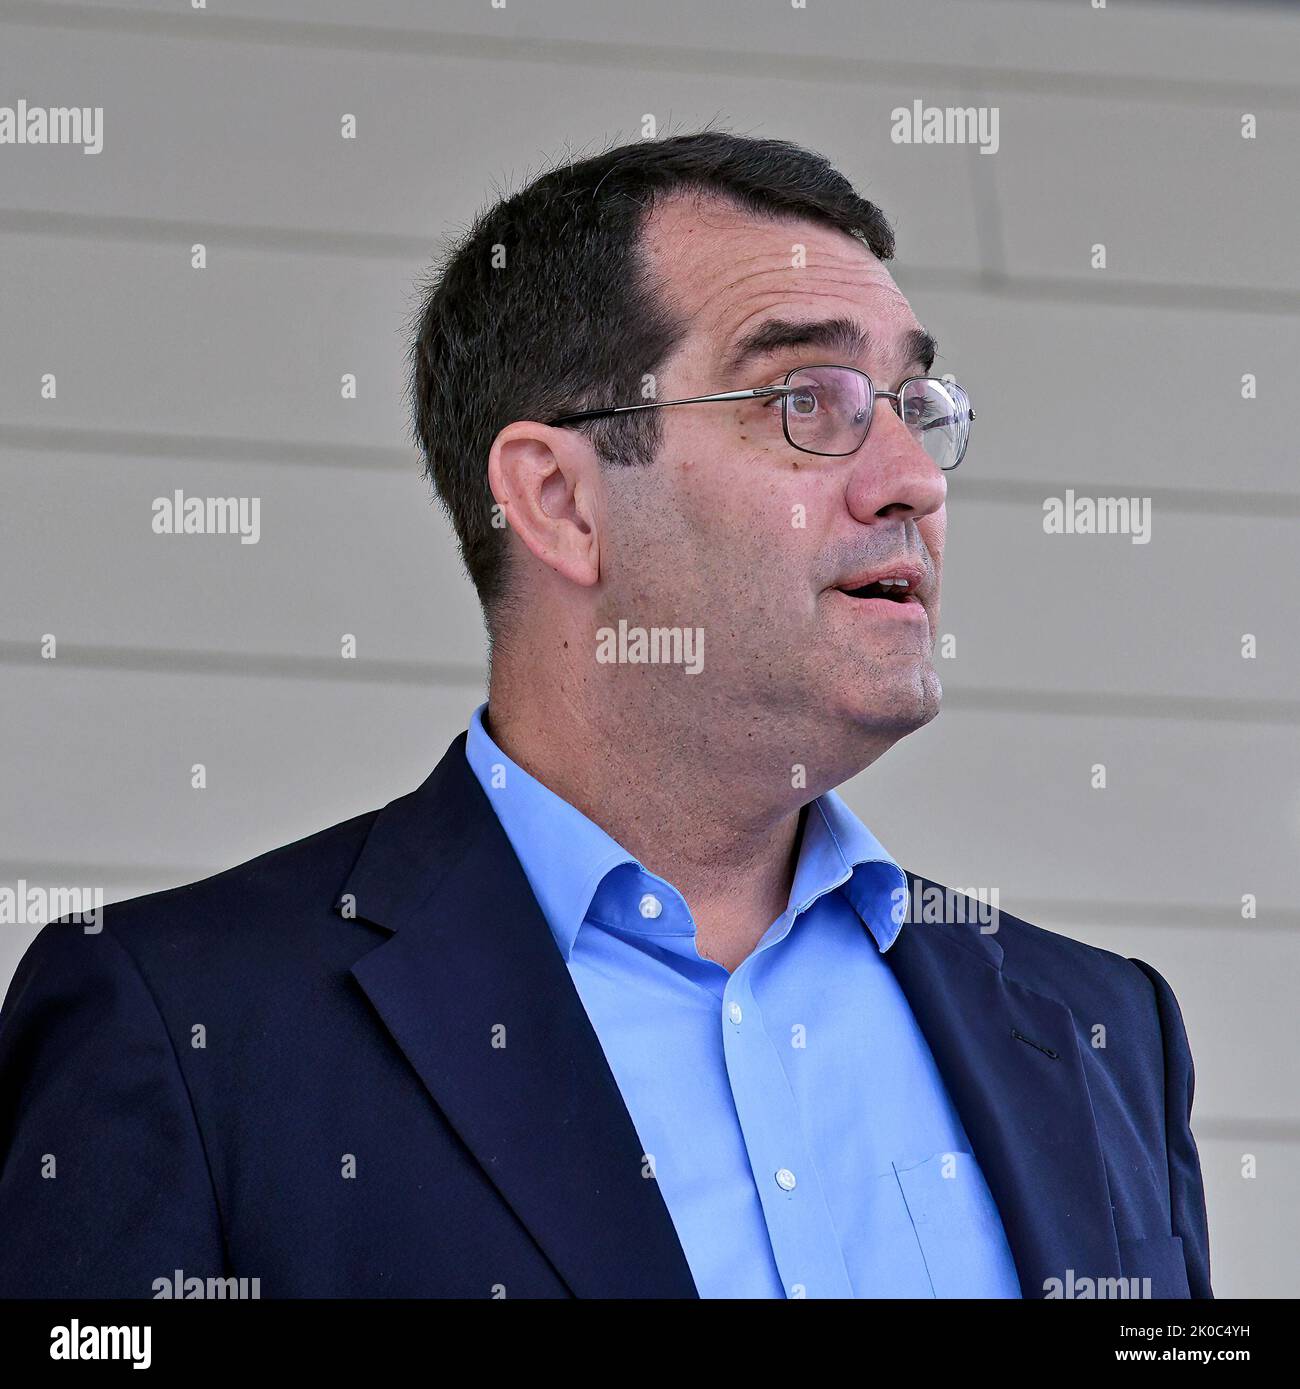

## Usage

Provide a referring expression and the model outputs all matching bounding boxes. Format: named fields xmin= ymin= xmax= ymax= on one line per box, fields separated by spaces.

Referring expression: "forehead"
xmin=642 ymin=192 xmax=921 ymax=370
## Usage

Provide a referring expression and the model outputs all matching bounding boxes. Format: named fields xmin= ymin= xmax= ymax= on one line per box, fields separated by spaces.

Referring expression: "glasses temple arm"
xmin=548 ymin=385 xmax=795 ymax=426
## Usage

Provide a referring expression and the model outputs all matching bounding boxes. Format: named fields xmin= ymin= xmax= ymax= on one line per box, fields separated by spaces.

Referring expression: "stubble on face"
xmin=592 ymin=192 xmax=947 ymax=797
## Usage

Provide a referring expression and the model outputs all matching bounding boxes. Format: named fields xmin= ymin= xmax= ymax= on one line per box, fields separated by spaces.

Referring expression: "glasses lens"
xmin=900 ymin=378 xmax=971 ymax=470
xmin=782 ymin=366 xmax=873 ymax=457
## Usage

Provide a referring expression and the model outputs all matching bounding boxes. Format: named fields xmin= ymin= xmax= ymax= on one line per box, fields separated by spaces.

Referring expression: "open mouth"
xmin=836 ymin=578 xmax=919 ymax=604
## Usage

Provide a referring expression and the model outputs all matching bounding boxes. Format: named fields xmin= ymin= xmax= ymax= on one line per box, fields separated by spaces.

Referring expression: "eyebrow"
xmin=721 ymin=315 xmax=938 ymax=378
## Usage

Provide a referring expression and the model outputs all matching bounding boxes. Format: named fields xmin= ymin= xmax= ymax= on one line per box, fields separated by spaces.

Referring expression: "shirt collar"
xmin=464 ymin=702 xmax=906 ymax=958
xmin=465 ymin=703 xmax=635 ymax=958
xmin=792 ymin=791 xmax=907 ymax=952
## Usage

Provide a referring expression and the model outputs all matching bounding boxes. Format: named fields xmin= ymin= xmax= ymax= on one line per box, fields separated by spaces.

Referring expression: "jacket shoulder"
xmin=109 ymin=807 xmax=378 ymax=937
xmin=904 ymin=871 xmax=1170 ymax=1014
xmin=8 ymin=808 xmax=384 ymax=1002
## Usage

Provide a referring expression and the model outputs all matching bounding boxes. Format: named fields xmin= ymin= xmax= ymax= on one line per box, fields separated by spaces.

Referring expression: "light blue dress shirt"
xmin=465 ymin=703 xmax=1021 ymax=1299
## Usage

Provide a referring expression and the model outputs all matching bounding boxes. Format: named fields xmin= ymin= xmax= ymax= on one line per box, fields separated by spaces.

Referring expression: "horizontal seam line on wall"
xmin=941 ymin=685 xmax=1300 ymax=724
xmin=0 ymin=640 xmax=486 ymax=688
xmin=0 ymin=423 xmax=420 ymax=471
xmin=0 ymin=207 xmax=434 ymax=261
xmin=1 ymin=641 xmax=1294 ymax=723
xmin=2 ymin=2 xmax=1297 ymax=111
xmin=1008 ymin=900 xmax=1300 ymax=931
xmin=4 ymin=211 xmax=1300 ymax=318
xmin=1190 ymin=1117 xmax=1300 ymax=1142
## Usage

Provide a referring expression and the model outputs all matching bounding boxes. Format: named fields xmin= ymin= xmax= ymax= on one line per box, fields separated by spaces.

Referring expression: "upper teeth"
xmin=878 ymin=577 xmax=910 ymax=588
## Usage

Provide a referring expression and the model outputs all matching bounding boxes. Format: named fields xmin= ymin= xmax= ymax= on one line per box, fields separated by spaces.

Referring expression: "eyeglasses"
xmin=547 ymin=364 xmax=973 ymax=469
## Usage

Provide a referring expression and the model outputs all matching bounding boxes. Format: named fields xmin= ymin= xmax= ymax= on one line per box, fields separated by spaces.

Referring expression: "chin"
xmin=842 ymin=665 xmax=943 ymax=738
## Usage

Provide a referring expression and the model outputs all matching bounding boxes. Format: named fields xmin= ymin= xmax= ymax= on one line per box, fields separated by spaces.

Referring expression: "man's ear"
xmin=487 ymin=421 xmax=601 ymax=589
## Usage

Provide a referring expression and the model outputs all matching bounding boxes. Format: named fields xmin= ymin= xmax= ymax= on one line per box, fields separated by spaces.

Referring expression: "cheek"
xmin=635 ymin=413 xmax=817 ymax=607
xmin=654 ymin=483 xmax=807 ymax=630
xmin=599 ymin=464 xmax=731 ymax=614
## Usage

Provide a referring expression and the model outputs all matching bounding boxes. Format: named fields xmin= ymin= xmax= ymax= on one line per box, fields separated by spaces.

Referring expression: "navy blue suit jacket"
xmin=0 ymin=733 xmax=1212 ymax=1298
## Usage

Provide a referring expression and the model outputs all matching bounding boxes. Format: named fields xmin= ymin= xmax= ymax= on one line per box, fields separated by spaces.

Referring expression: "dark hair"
xmin=407 ymin=130 xmax=895 ymax=629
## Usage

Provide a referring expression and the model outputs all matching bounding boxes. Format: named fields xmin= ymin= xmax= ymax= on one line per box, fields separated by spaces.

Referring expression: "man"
xmin=0 ymin=132 xmax=1209 ymax=1299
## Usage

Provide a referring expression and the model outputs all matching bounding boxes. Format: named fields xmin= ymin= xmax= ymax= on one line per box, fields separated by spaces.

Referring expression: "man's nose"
xmin=843 ymin=397 xmax=947 ymax=523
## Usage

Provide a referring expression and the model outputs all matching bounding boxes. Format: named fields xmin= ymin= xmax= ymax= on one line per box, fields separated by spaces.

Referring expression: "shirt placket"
xmin=721 ymin=941 xmax=855 ymax=1299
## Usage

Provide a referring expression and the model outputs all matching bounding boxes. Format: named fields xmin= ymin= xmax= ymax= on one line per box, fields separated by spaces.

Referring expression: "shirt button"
xmin=638 ymin=893 xmax=663 ymax=919
xmin=775 ymin=1168 xmax=797 ymax=1192
xmin=727 ymin=1002 xmax=743 ymax=1025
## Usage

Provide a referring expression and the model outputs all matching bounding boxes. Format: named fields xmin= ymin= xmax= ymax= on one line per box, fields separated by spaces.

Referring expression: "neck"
xmin=485 ymin=654 xmax=807 ymax=971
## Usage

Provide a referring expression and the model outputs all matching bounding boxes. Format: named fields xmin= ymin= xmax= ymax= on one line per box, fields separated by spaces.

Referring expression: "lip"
xmin=826 ymin=558 xmax=932 ymax=624
xmin=828 ymin=588 xmax=930 ymax=621
xmin=832 ymin=560 xmax=929 ymax=597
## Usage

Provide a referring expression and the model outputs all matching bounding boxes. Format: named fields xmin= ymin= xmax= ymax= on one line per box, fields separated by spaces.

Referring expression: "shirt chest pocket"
xmin=891 ymin=1150 xmax=1022 ymax=1298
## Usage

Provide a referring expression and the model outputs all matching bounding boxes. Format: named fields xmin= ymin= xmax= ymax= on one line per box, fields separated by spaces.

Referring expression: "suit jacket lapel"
xmin=341 ymin=734 xmax=698 ymax=1299
xmin=886 ymin=878 xmax=1123 ymax=1298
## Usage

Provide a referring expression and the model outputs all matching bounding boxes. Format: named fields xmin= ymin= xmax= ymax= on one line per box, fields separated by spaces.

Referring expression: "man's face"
xmin=594 ymin=195 xmax=950 ymax=787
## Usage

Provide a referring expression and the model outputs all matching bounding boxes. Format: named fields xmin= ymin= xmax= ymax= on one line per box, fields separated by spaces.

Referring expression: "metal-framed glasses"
xmin=547 ymin=364 xmax=974 ymax=470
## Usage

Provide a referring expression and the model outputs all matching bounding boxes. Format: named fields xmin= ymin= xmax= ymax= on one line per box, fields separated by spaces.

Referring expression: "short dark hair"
xmin=407 ymin=130 xmax=895 ymax=629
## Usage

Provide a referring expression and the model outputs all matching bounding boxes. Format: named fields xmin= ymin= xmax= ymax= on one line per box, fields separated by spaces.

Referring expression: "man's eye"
xmin=787 ymin=387 xmax=819 ymax=415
